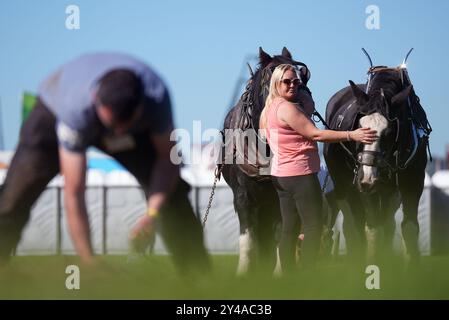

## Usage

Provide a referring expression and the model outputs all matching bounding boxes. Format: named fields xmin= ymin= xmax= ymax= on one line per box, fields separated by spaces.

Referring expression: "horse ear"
xmin=281 ymin=47 xmax=292 ymax=59
xmin=391 ymin=85 xmax=413 ymax=108
xmin=259 ymin=47 xmax=272 ymax=67
xmin=349 ymin=80 xmax=369 ymax=105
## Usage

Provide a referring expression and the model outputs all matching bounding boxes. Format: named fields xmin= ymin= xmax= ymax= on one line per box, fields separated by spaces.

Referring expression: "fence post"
xmin=56 ymin=186 xmax=62 ymax=255
xmin=102 ymin=185 xmax=107 ymax=254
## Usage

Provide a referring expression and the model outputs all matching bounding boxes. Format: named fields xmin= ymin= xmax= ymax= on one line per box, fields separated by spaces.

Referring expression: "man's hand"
xmin=59 ymin=147 xmax=94 ymax=264
xmin=129 ymin=128 xmax=177 ymax=257
xmin=129 ymin=214 xmax=158 ymax=254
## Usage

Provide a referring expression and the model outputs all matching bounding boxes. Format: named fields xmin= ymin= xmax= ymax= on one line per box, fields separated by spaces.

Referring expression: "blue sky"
xmin=1 ymin=0 xmax=448 ymax=156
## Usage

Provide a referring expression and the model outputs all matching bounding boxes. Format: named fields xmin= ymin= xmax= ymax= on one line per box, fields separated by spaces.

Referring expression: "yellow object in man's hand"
xmin=129 ymin=211 xmax=158 ymax=255
xmin=147 ymin=207 xmax=160 ymax=218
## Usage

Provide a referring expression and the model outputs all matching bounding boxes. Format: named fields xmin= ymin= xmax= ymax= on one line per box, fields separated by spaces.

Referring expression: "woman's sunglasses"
xmin=281 ymin=78 xmax=300 ymax=86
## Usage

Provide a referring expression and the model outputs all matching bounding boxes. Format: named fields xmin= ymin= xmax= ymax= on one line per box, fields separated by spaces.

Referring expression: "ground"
xmin=1 ymin=255 xmax=449 ymax=299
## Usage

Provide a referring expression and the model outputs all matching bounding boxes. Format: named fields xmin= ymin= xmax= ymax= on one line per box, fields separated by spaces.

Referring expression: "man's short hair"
xmin=97 ymin=69 xmax=144 ymax=121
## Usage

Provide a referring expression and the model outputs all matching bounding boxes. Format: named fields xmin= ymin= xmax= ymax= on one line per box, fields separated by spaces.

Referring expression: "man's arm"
xmin=129 ymin=127 xmax=179 ymax=251
xmin=59 ymin=147 xmax=94 ymax=264
xmin=147 ymin=126 xmax=179 ymax=212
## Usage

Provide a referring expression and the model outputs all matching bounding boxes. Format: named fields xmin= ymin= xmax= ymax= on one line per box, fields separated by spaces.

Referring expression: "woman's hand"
xmin=350 ymin=127 xmax=378 ymax=144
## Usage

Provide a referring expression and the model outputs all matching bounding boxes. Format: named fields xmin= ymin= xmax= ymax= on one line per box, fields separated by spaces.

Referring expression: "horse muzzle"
xmin=357 ymin=179 xmax=378 ymax=194
xmin=356 ymin=165 xmax=379 ymax=194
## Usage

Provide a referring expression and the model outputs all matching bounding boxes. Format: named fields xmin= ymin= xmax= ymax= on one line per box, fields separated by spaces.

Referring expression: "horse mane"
xmin=361 ymin=69 xmax=404 ymax=115
xmin=251 ymin=65 xmax=266 ymax=112
xmin=368 ymin=70 xmax=403 ymax=98
xmin=238 ymin=60 xmax=274 ymax=131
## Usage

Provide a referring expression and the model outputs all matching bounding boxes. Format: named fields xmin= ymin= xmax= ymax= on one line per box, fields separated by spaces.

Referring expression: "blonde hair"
xmin=259 ymin=64 xmax=299 ymax=130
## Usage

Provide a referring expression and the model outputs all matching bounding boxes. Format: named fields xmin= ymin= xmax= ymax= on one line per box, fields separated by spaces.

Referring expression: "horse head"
xmin=348 ymin=68 xmax=413 ymax=193
xmin=223 ymin=47 xmax=310 ymax=181
xmin=249 ymin=47 xmax=310 ymax=128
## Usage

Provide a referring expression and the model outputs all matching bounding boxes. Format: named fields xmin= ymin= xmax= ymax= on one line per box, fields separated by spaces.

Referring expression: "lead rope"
xmin=202 ymin=165 xmax=224 ymax=227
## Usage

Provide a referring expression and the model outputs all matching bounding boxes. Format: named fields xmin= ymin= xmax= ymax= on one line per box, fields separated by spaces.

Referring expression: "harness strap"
xmin=425 ymin=136 xmax=432 ymax=162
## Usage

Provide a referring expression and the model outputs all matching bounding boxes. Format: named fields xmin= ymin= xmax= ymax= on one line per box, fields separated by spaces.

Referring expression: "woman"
xmin=260 ymin=64 xmax=377 ymax=272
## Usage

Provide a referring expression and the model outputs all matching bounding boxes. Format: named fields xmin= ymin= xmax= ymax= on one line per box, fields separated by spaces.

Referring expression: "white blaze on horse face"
xmin=359 ymin=112 xmax=388 ymax=185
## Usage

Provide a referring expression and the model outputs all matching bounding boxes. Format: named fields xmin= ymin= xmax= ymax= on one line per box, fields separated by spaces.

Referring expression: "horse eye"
xmin=385 ymin=128 xmax=394 ymax=137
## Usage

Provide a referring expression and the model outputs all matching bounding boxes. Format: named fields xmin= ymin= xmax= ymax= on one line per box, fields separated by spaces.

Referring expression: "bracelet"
xmin=346 ymin=131 xmax=351 ymax=142
xmin=147 ymin=208 xmax=160 ymax=218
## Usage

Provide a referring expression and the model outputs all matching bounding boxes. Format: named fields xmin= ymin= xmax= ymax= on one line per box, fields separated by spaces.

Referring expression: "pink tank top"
xmin=266 ymin=97 xmax=320 ymax=177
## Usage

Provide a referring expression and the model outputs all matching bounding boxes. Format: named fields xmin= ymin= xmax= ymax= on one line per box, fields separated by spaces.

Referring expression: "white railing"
xmin=1 ymin=169 xmax=448 ymax=256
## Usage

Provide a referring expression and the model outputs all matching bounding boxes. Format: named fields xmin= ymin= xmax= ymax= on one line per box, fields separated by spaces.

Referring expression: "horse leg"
xmin=364 ymin=190 xmax=399 ymax=264
xmin=398 ymin=148 xmax=427 ymax=266
xmin=339 ymin=195 xmax=365 ymax=263
xmin=255 ymin=190 xmax=279 ymax=274
xmin=400 ymin=190 xmax=422 ymax=265
xmin=222 ymin=166 xmax=256 ymax=275
xmin=234 ymin=191 xmax=257 ymax=275
xmin=380 ymin=189 xmax=401 ymax=259
xmin=237 ymin=226 xmax=256 ymax=275
xmin=321 ymin=191 xmax=339 ymax=259
xmin=362 ymin=194 xmax=381 ymax=264
xmin=399 ymin=175 xmax=424 ymax=265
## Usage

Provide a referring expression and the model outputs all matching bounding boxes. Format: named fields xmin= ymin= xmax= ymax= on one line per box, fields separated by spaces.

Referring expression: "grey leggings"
xmin=272 ymin=173 xmax=323 ymax=270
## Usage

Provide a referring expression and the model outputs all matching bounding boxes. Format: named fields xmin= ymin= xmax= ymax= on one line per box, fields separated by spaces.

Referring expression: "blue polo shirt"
xmin=38 ymin=52 xmax=173 ymax=152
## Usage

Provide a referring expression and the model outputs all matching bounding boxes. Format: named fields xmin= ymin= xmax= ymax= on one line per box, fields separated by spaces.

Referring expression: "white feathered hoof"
xmin=365 ymin=225 xmax=382 ymax=264
xmin=273 ymin=247 xmax=283 ymax=278
xmin=236 ymin=229 xmax=253 ymax=276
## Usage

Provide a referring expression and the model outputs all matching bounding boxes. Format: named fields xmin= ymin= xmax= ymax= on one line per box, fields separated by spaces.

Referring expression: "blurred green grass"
xmin=1 ymin=255 xmax=449 ymax=299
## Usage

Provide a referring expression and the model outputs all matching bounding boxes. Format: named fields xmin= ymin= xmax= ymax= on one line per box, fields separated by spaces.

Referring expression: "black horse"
xmin=324 ymin=58 xmax=431 ymax=264
xmin=219 ymin=47 xmax=312 ymax=274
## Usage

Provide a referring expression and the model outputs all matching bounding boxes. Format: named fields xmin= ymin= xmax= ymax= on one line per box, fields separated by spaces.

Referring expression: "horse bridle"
xmin=311 ymin=49 xmax=431 ymax=186
xmin=353 ymin=68 xmax=406 ymax=183
xmin=359 ymin=48 xmax=428 ymax=172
